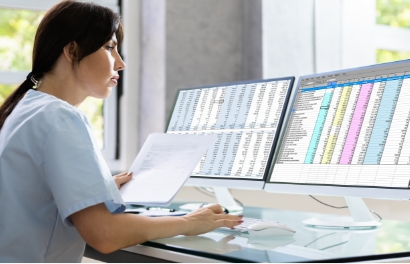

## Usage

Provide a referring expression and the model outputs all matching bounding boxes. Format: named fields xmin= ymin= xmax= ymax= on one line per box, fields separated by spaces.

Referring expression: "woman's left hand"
xmin=113 ymin=172 xmax=133 ymax=189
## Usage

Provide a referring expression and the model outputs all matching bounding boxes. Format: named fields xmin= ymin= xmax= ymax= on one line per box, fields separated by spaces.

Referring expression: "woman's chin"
xmin=101 ymin=87 xmax=113 ymax=98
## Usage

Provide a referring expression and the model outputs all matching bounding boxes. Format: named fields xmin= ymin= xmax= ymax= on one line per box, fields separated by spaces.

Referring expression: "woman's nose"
xmin=115 ymin=54 xmax=126 ymax=71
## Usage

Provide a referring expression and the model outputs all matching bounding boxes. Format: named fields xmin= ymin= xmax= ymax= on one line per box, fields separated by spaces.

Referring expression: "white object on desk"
xmin=179 ymin=203 xmax=203 ymax=211
xmin=120 ymin=133 xmax=215 ymax=206
xmin=302 ymin=197 xmax=382 ymax=229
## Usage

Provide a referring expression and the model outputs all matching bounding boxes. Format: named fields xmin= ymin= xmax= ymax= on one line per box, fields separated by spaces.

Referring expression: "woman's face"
xmin=75 ymin=34 xmax=125 ymax=99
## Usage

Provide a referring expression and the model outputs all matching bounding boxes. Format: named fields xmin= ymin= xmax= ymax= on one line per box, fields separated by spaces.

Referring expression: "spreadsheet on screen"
xmin=167 ymin=78 xmax=293 ymax=180
xmin=271 ymin=61 xmax=410 ymax=189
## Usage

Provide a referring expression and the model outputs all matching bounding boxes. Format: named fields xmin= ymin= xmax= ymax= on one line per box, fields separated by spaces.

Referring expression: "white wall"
xmin=340 ymin=0 xmax=376 ymax=69
xmin=139 ymin=0 xmax=166 ymax=149
xmin=262 ymin=0 xmax=315 ymax=79
xmin=262 ymin=0 xmax=377 ymax=80
xmin=120 ymin=0 xmax=141 ymax=170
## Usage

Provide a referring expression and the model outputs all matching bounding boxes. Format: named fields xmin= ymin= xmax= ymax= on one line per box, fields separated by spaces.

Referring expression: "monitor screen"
xmin=270 ymin=60 xmax=410 ymax=190
xmin=166 ymin=77 xmax=294 ymax=181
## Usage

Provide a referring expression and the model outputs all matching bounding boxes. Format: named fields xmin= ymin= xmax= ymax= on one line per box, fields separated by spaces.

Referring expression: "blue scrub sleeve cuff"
xmin=61 ymin=193 xmax=126 ymax=227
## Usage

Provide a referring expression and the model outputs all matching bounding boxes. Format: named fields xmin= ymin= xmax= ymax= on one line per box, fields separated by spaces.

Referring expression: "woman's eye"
xmin=106 ymin=46 xmax=114 ymax=51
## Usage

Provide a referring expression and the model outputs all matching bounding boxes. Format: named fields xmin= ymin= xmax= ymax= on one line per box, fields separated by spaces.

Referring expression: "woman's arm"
xmin=70 ymin=203 xmax=242 ymax=254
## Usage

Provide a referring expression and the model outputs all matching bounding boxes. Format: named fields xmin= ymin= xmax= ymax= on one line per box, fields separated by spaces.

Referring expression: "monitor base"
xmin=303 ymin=218 xmax=381 ymax=229
xmin=303 ymin=196 xmax=382 ymax=229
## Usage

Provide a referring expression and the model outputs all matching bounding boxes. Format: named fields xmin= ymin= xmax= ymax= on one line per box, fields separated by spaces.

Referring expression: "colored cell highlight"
xmin=340 ymin=83 xmax=373 ymax=164
xmin=363 ymin=79 xmax=402 ymax=164
xmin=321 ymin=86 xmax=352 ymax=163
xmin=304 ymin=91 xmax=333 ymax=163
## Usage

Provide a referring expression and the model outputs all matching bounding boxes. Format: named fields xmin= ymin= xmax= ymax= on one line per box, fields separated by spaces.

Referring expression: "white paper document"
xmin=120 ymin=133 xmax=215 ymax=206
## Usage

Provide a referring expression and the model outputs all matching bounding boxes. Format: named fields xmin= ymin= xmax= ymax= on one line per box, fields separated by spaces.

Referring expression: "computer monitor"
xmin=265 ymin=59 xmax=410 ymax=228
xmin=166 ymin=77 xmax=295 ymax=211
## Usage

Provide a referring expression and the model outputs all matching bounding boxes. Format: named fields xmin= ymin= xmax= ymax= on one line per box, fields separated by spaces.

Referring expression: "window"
xmin=0 ymin=0 xmax=121 ymax=170
xmin=376 ymin=0 xmax=410 ymax=63
xmin=0 ymin=7 xmax=45 ymax=105
xmin=0 ymin=84 xmax=17 ymax=105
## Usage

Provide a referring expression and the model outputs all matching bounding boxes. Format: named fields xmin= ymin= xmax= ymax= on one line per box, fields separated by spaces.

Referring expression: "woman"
xmin=0 ymin=1 xmax=242 ymax=262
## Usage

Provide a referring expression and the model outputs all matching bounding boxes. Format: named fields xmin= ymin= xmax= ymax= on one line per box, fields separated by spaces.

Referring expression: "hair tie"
xmin=27 ymin=72 xmax=41 ymax=89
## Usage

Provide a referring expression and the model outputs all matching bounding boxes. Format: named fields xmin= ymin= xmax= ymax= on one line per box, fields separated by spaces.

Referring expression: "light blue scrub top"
xmin=0 ymin=90 xmax=125 ymax=262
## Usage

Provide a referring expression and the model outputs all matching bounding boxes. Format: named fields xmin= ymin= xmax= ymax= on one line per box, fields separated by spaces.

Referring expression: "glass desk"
xmin=84 ymin=205 xmax=410 ymax=262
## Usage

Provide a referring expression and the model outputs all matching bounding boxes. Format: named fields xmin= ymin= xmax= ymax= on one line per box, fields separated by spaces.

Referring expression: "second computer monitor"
xmin=266 ymin=59 xmax=410 ymax=199
xmin=166 ymin=77 xmax=295 ymax=189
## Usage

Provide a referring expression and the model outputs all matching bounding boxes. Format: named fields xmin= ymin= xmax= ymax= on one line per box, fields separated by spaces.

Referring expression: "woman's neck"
xmin=36 ymin=63 xmax=87 ymax=107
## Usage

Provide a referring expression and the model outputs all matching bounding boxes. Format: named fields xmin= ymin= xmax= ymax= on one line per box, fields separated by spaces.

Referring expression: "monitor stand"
xmin=303 ymin=196 xmax=382 ymax=229
xmin=213 ymin=187 xmax=243 ymax=212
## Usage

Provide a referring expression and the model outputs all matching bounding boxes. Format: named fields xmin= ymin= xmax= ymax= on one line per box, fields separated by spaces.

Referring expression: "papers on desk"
xmin=119 ymin=133 xmax=215 ymax=206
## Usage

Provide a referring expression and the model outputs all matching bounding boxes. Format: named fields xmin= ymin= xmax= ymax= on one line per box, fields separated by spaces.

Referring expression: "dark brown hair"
xmin=0 ymin=0 xmax=123 ymax=129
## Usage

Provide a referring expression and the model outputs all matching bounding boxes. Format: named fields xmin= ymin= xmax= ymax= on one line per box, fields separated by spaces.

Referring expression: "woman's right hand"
xmin=182 ymin=204 xmax=243 ymax=236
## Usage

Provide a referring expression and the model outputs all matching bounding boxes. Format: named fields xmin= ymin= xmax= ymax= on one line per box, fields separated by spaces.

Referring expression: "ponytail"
xmin=0 ymin=77 xmax=33 ymax=129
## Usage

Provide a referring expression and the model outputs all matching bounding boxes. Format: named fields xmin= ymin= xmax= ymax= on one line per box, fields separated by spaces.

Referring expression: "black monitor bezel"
xmin=165 ymin=76 xmax=295 ymax=183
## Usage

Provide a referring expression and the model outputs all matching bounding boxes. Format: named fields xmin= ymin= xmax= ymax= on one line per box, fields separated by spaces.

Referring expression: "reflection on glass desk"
xmin=87 ymin=205 xmax=410 ymax=263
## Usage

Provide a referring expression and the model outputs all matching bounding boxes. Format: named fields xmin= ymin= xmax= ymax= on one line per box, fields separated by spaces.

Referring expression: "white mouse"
xmin=247 ymin=222 xmax=296 ymax=237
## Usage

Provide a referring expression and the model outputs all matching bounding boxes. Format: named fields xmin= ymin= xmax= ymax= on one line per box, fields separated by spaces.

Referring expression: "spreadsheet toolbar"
xmin=167 ymin=78 xmax=293 ymax=179
xmin=271 ymin=62 xmax=410 ymax=188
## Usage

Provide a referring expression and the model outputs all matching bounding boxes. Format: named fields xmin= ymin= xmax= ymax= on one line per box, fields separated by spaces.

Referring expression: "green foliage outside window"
xmin=376 ymin=0 xmax=410 ymax=64
xmin=0 ymin=84 xmax=16 ymax=105
xmin=0 ymin=9 xmax=41 ymax=71
xmin=377 ymin=0 xmax=410 ymax=28
xmin=0 ymin=8 xmax=104 ymax=148
xmin=376 ymin=221 xmax=410 ymax=253
xmin=79 ymin=97 xmax=104 ymax=149
xmin=376 ymin=49 xmax=410 ymax=64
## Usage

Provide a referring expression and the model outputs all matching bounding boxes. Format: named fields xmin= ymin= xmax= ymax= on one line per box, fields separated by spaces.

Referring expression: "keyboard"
xmin=217 ymin=217 xmax=279 ymax=233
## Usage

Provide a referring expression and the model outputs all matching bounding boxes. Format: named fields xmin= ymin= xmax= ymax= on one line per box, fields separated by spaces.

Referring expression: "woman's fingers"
xmin=216 ymin=219 xmax=243 ymax=229
xmin=113 ymin=171 xmax=128 ymax=177
xmin=183 ymin=207 xmax=244 ymax=236
xmin=113 ymin=172 xmax=133 ymax=189
xmin=201 ymin=203 xmax=224 ymax=214
xmin=208 ymin=209 xmax=243 ymax=229
xmin=198 ymin=205 xmax=243 ymax=221
xmin=200 ymin=207 xmax=243 ymax=226
xmin=119 ymin=172 xmax=132 ymax=183
xmin=212 ymin=213 xmax=242 ymax=221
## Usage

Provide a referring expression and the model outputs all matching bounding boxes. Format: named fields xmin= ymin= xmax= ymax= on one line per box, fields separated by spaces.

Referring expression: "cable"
xmin=235 ymin=197 xmax=244 ymax=208
xmin=304 ymin=232 xmax=336 ymax=247
xmin=370 ymin=210 xmax=382 ymax=222
xmin=194 ymin=187 xmax=244 ymax=207
xmin=309 ymin=195 xmax=348 ymax=209
xmin=309 ymin=195 xmax=383 ymax=222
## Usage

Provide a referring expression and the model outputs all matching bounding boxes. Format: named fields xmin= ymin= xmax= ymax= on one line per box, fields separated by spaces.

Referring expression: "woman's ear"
xmin=63 ymin=41 xmax=79 ymax=63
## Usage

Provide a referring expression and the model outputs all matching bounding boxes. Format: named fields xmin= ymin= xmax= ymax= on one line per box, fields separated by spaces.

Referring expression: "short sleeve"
xmin=43 ymin=110 xmax=125 ymax=226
